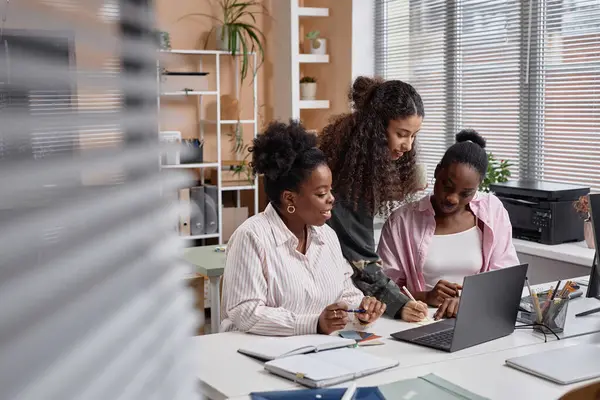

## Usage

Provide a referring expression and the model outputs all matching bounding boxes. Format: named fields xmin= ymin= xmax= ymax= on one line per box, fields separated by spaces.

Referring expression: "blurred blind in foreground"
xmin=0 ymin=0 xmax=199 ymax=399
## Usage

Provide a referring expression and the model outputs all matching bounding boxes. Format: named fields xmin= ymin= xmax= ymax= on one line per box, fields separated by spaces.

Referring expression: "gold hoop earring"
xmin=287 ymin=205 xmax=296 ymax=214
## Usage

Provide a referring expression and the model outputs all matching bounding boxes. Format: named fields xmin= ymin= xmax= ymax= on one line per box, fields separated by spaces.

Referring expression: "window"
xmin=376 ymin=0 xmax=600 ymax=190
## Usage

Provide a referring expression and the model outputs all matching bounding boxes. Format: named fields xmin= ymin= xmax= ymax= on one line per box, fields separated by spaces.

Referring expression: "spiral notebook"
xmin=264 ymin=348 xmax=399 ymax=388
xmin=238 ymin=335 xmax=356 ymax=361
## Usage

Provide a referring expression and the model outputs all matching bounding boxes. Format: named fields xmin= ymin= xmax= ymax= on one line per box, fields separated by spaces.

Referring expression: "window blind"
xmin=536 ymin=0 xmax=600 ymax=189
xmin=375 ymin=0 xmax=449 ymax=177
xmin=0 ymin=1 xmax=200 ymax=399
xmin=376 ymin=0 xmax=600 ymax=190
xmin=458 ymin=0 xmax=523 ymax=179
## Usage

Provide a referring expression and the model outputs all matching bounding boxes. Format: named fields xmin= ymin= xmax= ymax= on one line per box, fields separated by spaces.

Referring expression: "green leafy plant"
xmin=227 ymin=123 xmax=253 ymax=183
xmin=158 ymin=31 xmax=171 ymax=50
xmin=300 ymin=76 xmax=317 ymax=83
xmin=480 ymin=153 xmax=511 ymax=193
xmin=306 ymin=30 xmax=321 ymax=49
xmin=181 ymin=0 xmax=267 ymax=82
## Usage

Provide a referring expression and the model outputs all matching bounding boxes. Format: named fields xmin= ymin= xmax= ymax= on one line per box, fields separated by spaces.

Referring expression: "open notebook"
xmin=264 ymin=347 xmax=399 ymax=388
xmin=238 ymin=335 xmax=356 ymax=361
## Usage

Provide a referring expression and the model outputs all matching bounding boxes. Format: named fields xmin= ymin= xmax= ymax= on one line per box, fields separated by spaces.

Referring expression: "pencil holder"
xmin=533 ymin=297 xmax=569 ymax=334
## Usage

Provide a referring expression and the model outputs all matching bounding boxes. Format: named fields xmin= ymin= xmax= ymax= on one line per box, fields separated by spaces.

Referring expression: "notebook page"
xmin=308 ymin=348 xmax=398 ymax=375
xmin=266 ymin=353 xmax=353 ymax=381
xmin=239 ymin=335 xmax=354 ymax=360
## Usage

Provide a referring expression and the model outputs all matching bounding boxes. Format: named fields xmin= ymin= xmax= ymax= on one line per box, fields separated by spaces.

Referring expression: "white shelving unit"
xmin=299 ymin=100 xmax=330 ymax=109
xmin=158 ymin=49 xmax=260 ymax=245
xmin=298 ymin=54 xmax=329 ymax=63
xmin=298 ymin=7 xmax=329 ymax=17
xmin=272 ymin=1 xmax=331 ymax=126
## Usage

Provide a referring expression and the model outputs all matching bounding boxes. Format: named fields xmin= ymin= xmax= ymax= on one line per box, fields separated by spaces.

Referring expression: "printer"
xmin=490 ymin=180 xmax=590 ymax=245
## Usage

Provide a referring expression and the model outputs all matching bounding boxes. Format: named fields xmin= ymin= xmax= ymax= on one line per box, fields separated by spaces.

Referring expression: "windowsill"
xmin=513 ymin=238 xmax=595 ymax=268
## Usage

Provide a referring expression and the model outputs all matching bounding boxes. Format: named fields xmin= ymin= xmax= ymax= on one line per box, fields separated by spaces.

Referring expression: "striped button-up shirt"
xmin=220 ymin=203 xmax=365 ymax=336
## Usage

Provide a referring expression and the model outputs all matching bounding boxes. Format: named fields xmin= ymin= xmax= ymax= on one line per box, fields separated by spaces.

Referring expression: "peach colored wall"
xmin=300 ymin=0 xmax=353 ymax=133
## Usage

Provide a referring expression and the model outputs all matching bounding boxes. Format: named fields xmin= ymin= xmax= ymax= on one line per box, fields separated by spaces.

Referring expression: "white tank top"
xmin=423 ymin=226 xmax=484 ymax=290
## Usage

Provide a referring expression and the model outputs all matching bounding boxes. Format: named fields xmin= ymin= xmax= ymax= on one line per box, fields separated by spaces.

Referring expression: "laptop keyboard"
xmin=413 ymin=329 xmax=454 ymax=350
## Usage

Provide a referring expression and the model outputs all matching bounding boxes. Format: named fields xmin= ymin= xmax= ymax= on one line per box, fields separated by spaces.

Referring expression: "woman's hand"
xmin=434 ymin=297 xmax=460 ymax=320
xmin=318 ymin=302 xmax=349 ymax=334
xmin=355 ymin=296 xmax=386 ymax=325
xmin=426 ymin=280 xmax=462 ymax=306
xmin=401 ymin=300 xmax=429 ymax=322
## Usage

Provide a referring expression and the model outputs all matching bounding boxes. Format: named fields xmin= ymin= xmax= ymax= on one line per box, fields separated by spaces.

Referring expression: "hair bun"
xmin=250 ymin=120 xmax=317 ymax=181
xmin=349 ymin=76 xmax=384 ymax=111
xmin=455 ymin=129 xmax=486 ymax=149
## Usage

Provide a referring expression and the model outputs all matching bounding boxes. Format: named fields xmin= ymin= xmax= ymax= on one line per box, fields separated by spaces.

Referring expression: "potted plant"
xmin=300 ymin=76 xmax=317 ymax=100
xmin=306 ymin=30 xmax=326 ymax=55
xmin=181 ymin=0 xmax=266 ymax=82
xmin=480 ymin=153 xmax=511 ymax=193
xmin=574 ymin=195 xmax=594 ymax=248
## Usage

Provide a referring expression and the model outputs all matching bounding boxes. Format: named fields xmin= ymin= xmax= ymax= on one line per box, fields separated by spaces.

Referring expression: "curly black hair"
xmin=319 ymin=76 xmax=425 ymax=215
xmin=439 ymin=129 xmax=488 ymax=179
xmin=250 ymin=120 xmax=327 ymax=206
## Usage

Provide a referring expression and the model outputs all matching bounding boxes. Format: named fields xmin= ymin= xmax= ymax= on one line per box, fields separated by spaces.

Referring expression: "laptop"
xmin=391 ymin=264 xmax=528 ymax=352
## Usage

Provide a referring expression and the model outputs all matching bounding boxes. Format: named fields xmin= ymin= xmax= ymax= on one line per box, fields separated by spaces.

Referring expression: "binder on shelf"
xmin=190 ymin=186 xmax=205 ymax=235
xmin=179 ymin=188 xmax=191 ymax=236
xmin=204 ymin=184 xmax=218 ymax=234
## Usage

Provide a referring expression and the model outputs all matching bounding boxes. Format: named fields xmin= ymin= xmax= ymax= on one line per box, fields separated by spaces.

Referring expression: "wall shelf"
xmin=221 ymin=184 xmax=257 ymax=192
xmin=158 ymin=50 xmax=260 ymax=245
xmin=299 ymin=100 xmax=330 ymax=109
xmin=204 ymin=119 xmax=256 ymax=125
xmin=298 ymin=7 xmax=329 ymax=17
xmin=161 ymin=49 xmax=255 ymax=56
xmin=161 ymin=91 xmax=218 ymax=96
xmin=180 ymin=233 xmax=220 ymax=240
xmin=299 ymin=54 xmax=329 ymax=63
xmin=160 ymin=163 xmax=219 ymax=169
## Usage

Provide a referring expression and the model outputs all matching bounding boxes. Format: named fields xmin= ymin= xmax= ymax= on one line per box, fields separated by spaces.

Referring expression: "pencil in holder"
xmin=533 ymin=297 xmax=569 ymax=334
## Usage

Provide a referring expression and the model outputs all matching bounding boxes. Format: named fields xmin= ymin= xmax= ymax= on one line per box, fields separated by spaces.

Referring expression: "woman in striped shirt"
xmin=220 ymin=121 xmax=388 ymax=336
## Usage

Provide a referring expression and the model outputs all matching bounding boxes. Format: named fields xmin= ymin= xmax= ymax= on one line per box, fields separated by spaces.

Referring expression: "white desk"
xmin=230 ymin=333 xmax=600 ymax=400
xmin=194 ymin=316 xmax=545 ymax=399
xmin=195 ymin=277 xmax=600 ymax=399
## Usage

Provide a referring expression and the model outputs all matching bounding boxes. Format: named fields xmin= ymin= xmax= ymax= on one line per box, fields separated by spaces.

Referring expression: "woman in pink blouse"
xmin=221 ymin=121 xmax=390 ymax=336
xmin=377 ymin=130 xmax=519 ymax=320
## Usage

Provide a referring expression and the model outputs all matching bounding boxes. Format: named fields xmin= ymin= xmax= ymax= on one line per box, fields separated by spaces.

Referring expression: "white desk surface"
xmin=229 ymin=333 xmax=600 ymax=400
xmin=195 ymin=278 xmax=600 ymax=400
xmin=195 ymin=315 xmax=546 ymax=399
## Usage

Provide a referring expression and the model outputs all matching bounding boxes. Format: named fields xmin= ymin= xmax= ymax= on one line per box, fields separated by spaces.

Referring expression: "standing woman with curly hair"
xmin=319 ymin=76 xmax=428 ymax=322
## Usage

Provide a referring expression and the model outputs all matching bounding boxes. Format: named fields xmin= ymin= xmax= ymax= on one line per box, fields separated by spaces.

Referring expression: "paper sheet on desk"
xmin=416 ymin=318 xmax=438 ymax=326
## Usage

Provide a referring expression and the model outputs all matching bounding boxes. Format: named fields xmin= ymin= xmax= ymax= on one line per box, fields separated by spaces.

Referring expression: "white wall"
xmin=352 ymin=0 xmax=375 ymax=79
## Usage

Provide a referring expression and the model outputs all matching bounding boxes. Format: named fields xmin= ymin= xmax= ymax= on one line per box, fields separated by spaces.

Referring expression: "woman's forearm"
xmin=414 ymin=291 xmax=429 ymax=303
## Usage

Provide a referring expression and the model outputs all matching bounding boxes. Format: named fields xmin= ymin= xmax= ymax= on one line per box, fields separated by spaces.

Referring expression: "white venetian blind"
xmin=375 ymin=0 xmax=448 ymax=180
xmin=376 ymin=0 xmax=600 ymax=190
xmin=458 ymin=0 xmax=523 ymax=179
xmin=0 ymin=1 xmax=200 ymax=399
xmin=537 ymin=0 xmax=600 ymax=189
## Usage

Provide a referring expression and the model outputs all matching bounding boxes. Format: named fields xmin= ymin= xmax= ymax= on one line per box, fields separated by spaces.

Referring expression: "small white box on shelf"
xmin=159 ymin=131 xmax=182 ymax=165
